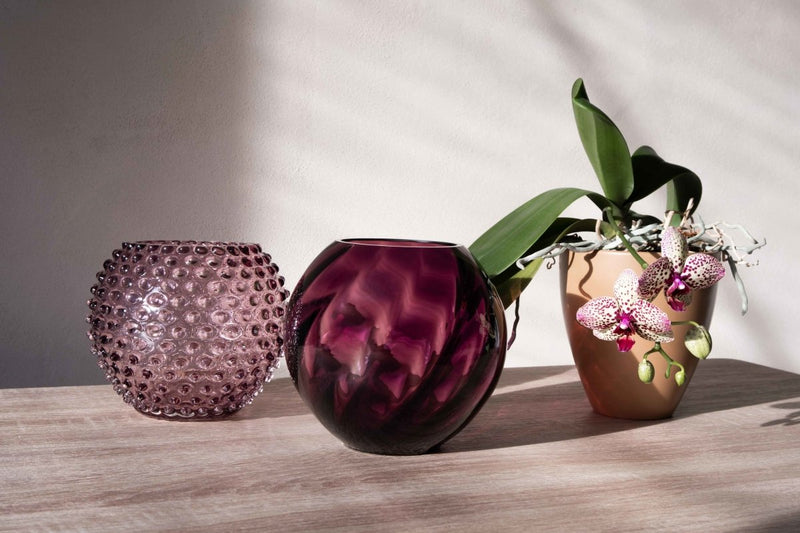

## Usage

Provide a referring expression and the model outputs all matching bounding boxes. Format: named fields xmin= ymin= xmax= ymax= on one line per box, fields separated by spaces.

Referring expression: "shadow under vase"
xmin=440 ymin=360 xmax=800 ymax=453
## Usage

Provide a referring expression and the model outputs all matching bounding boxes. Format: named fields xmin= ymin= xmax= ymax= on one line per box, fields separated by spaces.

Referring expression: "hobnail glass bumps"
xmin=284 ymin=239 xmax=506 ymax=454
xmin=87 ymin=241 xmax=289 ymax=418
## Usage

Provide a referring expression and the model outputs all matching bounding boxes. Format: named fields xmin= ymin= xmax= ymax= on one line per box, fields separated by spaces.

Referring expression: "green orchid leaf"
xmin=632 ymin=145 xmax=658 ymax=158
xmin=595 ymin=220 xmax=616 ymax=239
xmin=628 ymin=146 xmax=681 ymax=203
xmin=490 ymin=217 xmax=583 ymax=281
xmin=628 ymin=146 xmax=701 ymax=214
xmin=504 ymin=216 xmax=596 ymax=265
xmin=628 ymin=210 xmax=663 ymax=228
xmin=493 ymin=258 xmax=543 ymax=309
xmin=572 ymin=79 xmax=635 ymax=205
xmin=490 ymin=217 xmax=600 ymax=308
xmin=548 ymin=217 xmax=610 ymax=243
xmin=470 ymin=188 xmax=610 ymax=277
xmin=666 ymin=172 xmax=702 ymax=226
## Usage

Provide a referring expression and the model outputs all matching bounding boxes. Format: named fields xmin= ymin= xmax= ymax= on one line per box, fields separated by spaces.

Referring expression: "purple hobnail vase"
xmin=283 ymin=239 xmax=506 ymax=454
xmin=87 ymin=241 xmax=289 ymax=418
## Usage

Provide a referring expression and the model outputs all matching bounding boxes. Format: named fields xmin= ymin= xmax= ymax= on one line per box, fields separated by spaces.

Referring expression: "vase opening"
xmin=338 ymin=238 xmax=459 ymax=249
xmin=125 ymin=240 xmax=261 ymax=251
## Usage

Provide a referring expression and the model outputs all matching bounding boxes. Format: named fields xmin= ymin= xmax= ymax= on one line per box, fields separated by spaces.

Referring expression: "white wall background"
xmin=1 ymin=0 xmax=797 ymax=387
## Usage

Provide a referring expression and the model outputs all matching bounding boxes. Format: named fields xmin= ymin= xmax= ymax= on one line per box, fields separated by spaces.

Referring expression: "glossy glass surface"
xmin=87 ymin=241 xmax=289 ymax=418
xmin=284 ymin=239 xmax=506 ymax=454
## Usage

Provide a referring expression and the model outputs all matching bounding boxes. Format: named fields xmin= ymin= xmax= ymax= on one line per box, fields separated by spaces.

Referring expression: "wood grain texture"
xmin=1 ymin=359 xmax=799 ymax=532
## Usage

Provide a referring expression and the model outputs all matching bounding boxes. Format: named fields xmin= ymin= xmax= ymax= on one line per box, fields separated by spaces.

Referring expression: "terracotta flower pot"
xmin=559 ymin=249 xmax=717 ymax=420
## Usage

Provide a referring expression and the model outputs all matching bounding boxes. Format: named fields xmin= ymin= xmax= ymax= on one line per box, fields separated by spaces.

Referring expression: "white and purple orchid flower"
xmin=638 ymin=227 xmax=725 ymax=312
xmin=576 ymin=269 xmax=674 ymax=352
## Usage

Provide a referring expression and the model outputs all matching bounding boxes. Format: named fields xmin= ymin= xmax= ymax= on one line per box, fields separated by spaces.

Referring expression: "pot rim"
xmin=559 ymin=247 xmax=721 ymax=258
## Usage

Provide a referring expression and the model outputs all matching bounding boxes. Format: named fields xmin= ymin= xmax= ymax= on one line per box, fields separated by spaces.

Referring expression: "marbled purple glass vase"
xmin=87 ymin=241 xmax=289 ymax=418
xmin=284 ymin=239 xmax=506 ymax=454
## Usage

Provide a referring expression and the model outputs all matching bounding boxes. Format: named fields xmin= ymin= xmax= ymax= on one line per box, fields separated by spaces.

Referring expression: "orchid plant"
xmin=469 ymin=78 xmax=764 ymax=385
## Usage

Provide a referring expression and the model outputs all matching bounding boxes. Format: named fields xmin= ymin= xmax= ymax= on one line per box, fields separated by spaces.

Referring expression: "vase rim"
xmin=337 ymin=238 xmax=460 ymax=249
xmin=127 ymin=240 xmax=259 ymax=247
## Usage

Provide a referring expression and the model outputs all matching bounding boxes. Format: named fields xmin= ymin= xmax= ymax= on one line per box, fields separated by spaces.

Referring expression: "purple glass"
xmin=87 ymin=241 xmax=289 ymax=418
xmin=284 ymin=239 xmax=506 ymax=454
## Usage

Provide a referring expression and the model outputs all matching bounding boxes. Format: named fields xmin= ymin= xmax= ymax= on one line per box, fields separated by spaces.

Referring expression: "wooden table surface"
xmin=1 ymin=359 xmax=799 ymax=532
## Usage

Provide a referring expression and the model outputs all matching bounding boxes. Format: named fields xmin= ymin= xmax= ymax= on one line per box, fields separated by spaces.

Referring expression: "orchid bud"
xmin=685 ymin=324 xmax=712 ymax=359
xmin=638 ymin=359 xmax=655 ymax=383
xmin=675 ymin=370 xmax=686 ymax=387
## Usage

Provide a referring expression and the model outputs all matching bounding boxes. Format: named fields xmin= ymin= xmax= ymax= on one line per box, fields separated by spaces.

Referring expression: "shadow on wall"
xmin=0 ymin=1 xmax=265 ymax=387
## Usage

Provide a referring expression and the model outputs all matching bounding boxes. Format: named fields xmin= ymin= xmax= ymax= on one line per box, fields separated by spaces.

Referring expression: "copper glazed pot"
xmin=560 ymin=249 xmax=717 ymax=420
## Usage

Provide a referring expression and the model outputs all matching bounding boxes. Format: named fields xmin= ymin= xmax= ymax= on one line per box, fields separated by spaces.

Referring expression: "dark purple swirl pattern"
xmin=284 ymin=239 xmax=506 ymax=454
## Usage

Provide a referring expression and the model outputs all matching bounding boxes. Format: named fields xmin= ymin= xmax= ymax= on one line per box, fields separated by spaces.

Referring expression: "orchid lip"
xmin=616 ymin=336 xmax=635 ymax=352
xmin=667 ymin=296 xmax=686 ymax=312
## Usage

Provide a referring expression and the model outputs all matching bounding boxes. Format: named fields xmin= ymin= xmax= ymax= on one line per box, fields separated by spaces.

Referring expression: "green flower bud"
xmin=638 ymin=359 xmax=655 ymax=383
xmin=685 ymin=324 xmax=712 ymax=359
xmin=675 ymin=370 xmax=686 ymax=387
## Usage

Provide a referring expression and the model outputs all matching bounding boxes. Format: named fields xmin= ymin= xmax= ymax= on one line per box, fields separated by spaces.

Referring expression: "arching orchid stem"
xmin=649 ymin=342 xmax=686 ymax=381
xmin=642 ymin=346 xmax=659 ymax=359
xmin=603 ymin=208 xmax=649 ymax=270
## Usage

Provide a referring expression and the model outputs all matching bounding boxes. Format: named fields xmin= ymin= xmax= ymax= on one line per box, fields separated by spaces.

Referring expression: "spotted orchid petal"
xmin=645 ymin=227 xmax=727 ymax=312
xmin=576 ymin=296 xmax=619 ymax=330
xmin=661 ymin=226 xmax=688 ymax=271
xmin=682 ymin=253 xmax=725 ymax=290
xmin=593 ymin=327 xmax=620 ymax=342
xmin=576 ymin=269 xmax=676 ymax=353
xmin=594 ymin=326 xmax=634 ymax=352
xmin=630 ymin=300 xmax=674 ymax=343
xmin=638 ymin=256 xmax=672 ymax=301
xmin=613 ymin=269 xmax=640 ymax=313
